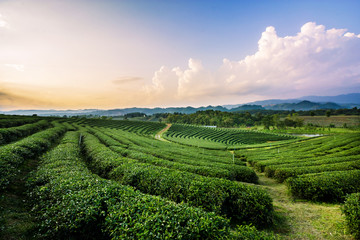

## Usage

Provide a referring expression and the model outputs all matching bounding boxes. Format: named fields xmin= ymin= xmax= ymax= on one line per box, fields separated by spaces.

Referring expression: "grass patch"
xmin=254 ymin=172 xmax=353 ymax=239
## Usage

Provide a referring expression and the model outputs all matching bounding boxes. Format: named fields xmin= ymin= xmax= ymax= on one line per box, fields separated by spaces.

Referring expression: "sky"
xmin=0 ymin=0 xmax=360 ymax=110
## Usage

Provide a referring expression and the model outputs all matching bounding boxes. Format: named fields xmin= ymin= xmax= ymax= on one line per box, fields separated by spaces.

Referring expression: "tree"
xmin=273 ymin=114 xmax=280 ymax=128
xmin=326 ymin=110 xmax=331 ymax=117
xmin=262 ymin=115 xmax=274 ymax=130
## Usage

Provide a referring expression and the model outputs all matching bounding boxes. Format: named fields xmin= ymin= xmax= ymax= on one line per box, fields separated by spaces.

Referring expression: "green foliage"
xmin=245 ymin=133 xmax=360 ymax=201
xmin=326 ymin=110 xmax=331 ymax=117
xmin=87 ymin=126 xmax=257 ymax=182
xmin=124 ymin=112 xmax=147 ymax=118
xmin=164 ymin=124 xmax=295 ymax=148
xmin=0 ymin=123 xmax=66 ymax=190
xmin=232 ymin=225 xmax=279 ymax=239
xmin=81 ymin=131 xmax=274 ymax=227
xmin=0 ymin=116 xmax=38 ymax=128
xmin=29 ymin=131 xmax=231 ymax=239
xmin=342 ymin=193 xmax=360 ymax=239
xmin=286 ymin=170 xmax=360 ymax=202
xmin=0 ymin=119 xmax=50 ymax=145
xmin=82 ymin=118 xmax=166 ymax=135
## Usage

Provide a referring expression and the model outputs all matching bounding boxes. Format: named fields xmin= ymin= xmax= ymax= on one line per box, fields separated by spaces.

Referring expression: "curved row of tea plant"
xmin=249 ymin=134 xmax=360 ymax=172
xmin=29 ymin=131 xmax=231 ymax=239
xmin=341 ymin=193 xmax=360 ymax=239
xmin=86 ymin=126 xmax=257 ymax=183
xmin=0 ymin=122 xmax=66 ymax=190
xmin=96 ymin=126 xmax=247 ymax=166
xmin=164 ymin=124 xmax=295 ymax=148
xmin=243 ymin=132 xmax=360 ymax=202
xmin=266 ymin=158 xmax=359 ymax=182
xmin=0 ymin=119 xmax=50 ymax=145
xmin=0 ymin=116 xmax=39 ymax=128
xmin=81 ymin=131 xmax=274 ymax=227
xmin=286 ymin=170 xmax=360 ymax=202
xmin=82 ymin=118 xmax=166 ymax=135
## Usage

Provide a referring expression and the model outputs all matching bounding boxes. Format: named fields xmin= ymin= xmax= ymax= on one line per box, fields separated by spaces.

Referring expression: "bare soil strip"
xmin=155 ymin=123 xmax=172 ymax=142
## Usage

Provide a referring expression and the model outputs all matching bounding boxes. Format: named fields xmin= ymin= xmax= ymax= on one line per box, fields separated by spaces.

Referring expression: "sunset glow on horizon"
xmin=0 ymin=0 xmax=360 ymax=110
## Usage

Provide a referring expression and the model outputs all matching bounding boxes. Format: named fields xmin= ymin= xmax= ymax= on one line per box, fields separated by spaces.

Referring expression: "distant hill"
xmin=226 ymin=93 xmax=360 ymax=110
xmin=265 ymin=100 xmax=343 ymax=111
xmin=230 ymin=105 xmax=264 ymax=111
xmin=299 ymin=93 xmax=360 ymax=104
xmin=90 ymin=105 xmax=228 ymax=116
xmin=1 ymin=93 xmax=358 ymax=116
xmin=1 ymin=105 xmax=228 ymax=117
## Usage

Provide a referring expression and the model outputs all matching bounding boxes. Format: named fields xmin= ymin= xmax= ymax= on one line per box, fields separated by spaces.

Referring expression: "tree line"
xmin=164 ymin=108 xmax=360 ymax=129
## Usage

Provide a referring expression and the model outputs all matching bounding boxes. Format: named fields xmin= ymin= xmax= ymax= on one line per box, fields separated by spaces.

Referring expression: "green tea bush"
xmin=99 ymin=126 xmax=244 ymax=166
xmin=89 ymin=127 xmax=257 ymax=182
xmin=81 ymin=132 xmax=274 ymax=227
xmin=0 ymin=117 xmax=37 ymax=128
xmin=274 ymin=161 xmax=359 ymax=183
xmin=29 ymin=131 xmax=231 ymax=239
xmin=0 ymin=124 xmax=66 ymax=190
xmin=165 ymin=124 xmax=294 ymax=147
xmin=83 ymin=118 xmax=166 ymax=135
xmin=0 ymin=119 xmax=50 ymax=145
xmin=342 ymin=193 xmax=360 ymax=239
xmin=286 ymin=170 xmax=360 ymax=202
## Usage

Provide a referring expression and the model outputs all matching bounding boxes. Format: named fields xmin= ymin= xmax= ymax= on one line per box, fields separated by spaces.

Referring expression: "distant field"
xmin=300 ymin=115 xmax=360 ymax=127
xmin=244 ymin=132 xmax=360 ymax=202
xmin=163 ymin=123 xmax=296 ymax=149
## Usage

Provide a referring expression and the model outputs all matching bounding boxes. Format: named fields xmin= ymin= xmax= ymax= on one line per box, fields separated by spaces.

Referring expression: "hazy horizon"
xmin=1 ymin=0 xmax=360 ymax=110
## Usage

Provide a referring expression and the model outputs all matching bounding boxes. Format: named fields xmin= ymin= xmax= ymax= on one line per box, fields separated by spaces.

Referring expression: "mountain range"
xmin=1 ymin=93 xmax=359 ymax=116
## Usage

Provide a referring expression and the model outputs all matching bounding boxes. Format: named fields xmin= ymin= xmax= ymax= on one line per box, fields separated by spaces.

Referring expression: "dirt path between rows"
xmin=155 ymin=123 xmax=172 ymax=142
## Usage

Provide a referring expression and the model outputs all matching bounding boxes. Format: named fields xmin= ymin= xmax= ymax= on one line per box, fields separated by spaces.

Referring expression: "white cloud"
xmin=174 ymin=58 xmax=217 ymax=98
xmin=142 ymin=66 xmax=179 ymax=104
xmin=4 ymin=64 xmax=24 ymax=72
xmin=145 ymin=22 xmax=360 ymax=103
xmin=0 ymin=14 xmax=9 ymax=28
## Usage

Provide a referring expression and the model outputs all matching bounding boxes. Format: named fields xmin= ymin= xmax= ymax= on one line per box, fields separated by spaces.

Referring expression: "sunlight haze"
xmin=0 ymin=0 xmax=359 ymax=110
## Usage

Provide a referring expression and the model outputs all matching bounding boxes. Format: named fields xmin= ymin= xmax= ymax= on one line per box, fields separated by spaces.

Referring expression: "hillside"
xmin=1 ymin=93 xmax=359 ymax=116
xmin=265 ymin=100 xmax=343 ymax=110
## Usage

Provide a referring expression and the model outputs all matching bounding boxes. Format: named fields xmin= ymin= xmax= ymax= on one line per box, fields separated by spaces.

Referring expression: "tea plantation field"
xmin=164 ymin=123 xmax=296 ymax=149
xmin=0 ymin=116 xmax=359 ymax=239
xmin=242 ymin=133 xmax=360 ymax=202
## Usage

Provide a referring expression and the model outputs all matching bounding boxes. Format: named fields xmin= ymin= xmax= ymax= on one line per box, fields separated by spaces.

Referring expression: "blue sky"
xmin=115 ymin=0 xmax=360 ymax=64
xmin=0 ymin=0 xmax=359 ymax=109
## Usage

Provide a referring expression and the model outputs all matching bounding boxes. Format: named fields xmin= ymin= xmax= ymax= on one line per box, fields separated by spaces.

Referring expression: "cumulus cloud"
xmin=0 ymin=14 xmax=9 ymax=28
xmin=174 ymin=58 xmax=218 ymax=98
xmin=145 ymin=22 xmax=360 ymax=103
xmin=142 ymin=66 xmax=179 ymax=104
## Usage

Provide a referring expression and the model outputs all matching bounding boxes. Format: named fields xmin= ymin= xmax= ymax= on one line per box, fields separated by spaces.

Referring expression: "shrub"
xmin=342 ymin=193 xmax=360 ymax=239
xmin=30 ymin=131 xmax=231 ymax=239
xmin=286 ymin=170 xmax=360 ymax=202
xmin=0 ymin=120 xmax=50 ymax=145
xmin=0 ymin=124 xmax=66 ymax=190
xmin=81 ymin=132 xmax=274 ymax=227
